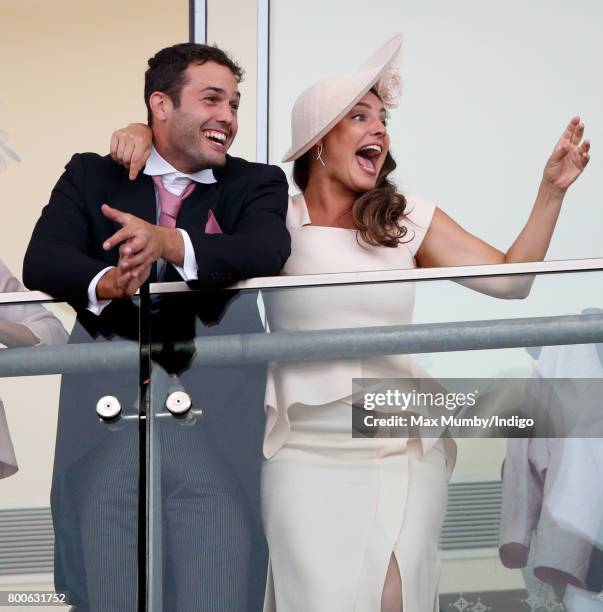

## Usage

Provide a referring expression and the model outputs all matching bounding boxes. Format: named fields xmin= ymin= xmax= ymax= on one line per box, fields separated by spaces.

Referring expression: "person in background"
xmin=0 ymin=258 xmax=68 ymax=478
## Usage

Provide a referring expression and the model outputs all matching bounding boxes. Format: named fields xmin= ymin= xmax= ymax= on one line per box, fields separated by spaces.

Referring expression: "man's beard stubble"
xmin=168 ymin=118 xmax=228 ymax=173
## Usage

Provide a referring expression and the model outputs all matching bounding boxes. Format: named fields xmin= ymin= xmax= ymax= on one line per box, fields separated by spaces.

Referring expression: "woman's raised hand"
xmin=110 ymin=123 xmax=153 ymax=180
xmin=543 ymin=116 xmax=591 ymax=193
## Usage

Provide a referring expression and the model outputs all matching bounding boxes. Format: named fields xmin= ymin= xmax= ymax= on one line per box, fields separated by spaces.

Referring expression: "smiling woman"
xmin=260 ymin=32 xmax=590 ymax=612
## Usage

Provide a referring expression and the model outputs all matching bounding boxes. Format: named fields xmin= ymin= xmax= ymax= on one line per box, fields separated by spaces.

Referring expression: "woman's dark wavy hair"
xmin=292 ymin=92 xmax=408 ymax=248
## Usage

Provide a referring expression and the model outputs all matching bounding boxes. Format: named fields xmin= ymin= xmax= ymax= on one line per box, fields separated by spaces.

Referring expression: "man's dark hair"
xmin=144 ymin=42 xmax=244 ymax=125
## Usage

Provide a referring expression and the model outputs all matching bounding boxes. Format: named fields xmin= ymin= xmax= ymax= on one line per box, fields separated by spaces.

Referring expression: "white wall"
xmin=207 ymin=0 xmax=258 ymax=161
xmin=269 ymin=0 xmax=602 ymax=260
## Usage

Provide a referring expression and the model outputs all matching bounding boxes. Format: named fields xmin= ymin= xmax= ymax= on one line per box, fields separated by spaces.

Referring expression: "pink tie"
xmin=152 ymin=175 xmax=196 ymax=228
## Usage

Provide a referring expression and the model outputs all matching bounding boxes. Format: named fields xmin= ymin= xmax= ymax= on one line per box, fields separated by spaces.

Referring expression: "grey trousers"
xmin=59 ymin=418 xmax=265 ymax=612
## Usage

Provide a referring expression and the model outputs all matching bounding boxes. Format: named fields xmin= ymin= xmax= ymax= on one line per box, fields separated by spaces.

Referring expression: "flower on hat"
xmin=375 ymin=64 xmax=402 ymax=109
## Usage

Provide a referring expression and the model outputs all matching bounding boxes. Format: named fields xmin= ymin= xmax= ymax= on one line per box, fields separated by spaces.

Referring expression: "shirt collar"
xmin=143 ymin=145 xmax=217 ymax=184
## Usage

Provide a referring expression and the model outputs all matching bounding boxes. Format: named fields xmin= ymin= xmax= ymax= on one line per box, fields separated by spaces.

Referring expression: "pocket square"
xmin=205 ymin=210 xmax=223 ymax=234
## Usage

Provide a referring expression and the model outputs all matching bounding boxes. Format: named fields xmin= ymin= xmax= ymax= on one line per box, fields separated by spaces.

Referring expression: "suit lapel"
xmin=110 ymin=173 xmax=157 ymax=225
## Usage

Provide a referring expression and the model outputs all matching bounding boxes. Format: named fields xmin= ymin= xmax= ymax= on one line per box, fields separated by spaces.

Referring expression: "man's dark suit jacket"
xmin=22 ymin=152 xmax=290 ymax=608
xmin=24 ymin=152 xmax=290 ymax=303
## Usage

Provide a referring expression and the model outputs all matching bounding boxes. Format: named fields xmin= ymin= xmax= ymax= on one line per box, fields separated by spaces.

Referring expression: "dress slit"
xmin=379 ymin=551 xmax=406 ymax=612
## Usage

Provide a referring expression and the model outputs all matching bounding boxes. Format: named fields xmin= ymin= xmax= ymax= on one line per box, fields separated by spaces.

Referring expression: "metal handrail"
xmin=1 ymin=257 xmax=602 ymax=304
xmin=1 ymin=313 xmax=602 ymax=378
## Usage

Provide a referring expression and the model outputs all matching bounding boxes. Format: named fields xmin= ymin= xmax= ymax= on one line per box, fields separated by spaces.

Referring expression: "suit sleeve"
xmin=186 ymin=164 xmax=291 ymax=284
xmin=23 ymin=154 xmax=112 ymax=308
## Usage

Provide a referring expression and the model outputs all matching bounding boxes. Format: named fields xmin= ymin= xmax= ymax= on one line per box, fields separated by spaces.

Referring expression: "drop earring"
xmin=316 ymin=143 xmax=326 ymax=167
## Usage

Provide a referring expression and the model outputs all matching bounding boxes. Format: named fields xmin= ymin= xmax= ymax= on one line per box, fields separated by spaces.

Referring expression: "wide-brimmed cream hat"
xmin=282 ymin=33 xmax=403 ymax=163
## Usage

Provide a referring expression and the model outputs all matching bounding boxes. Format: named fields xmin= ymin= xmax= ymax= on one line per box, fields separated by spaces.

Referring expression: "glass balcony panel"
xmin=148 ymin=265 xmax=602 ymax=611
xmin=145 ymin=288 xmax=270 ymax=611
xmin=0 ymin=297 xmax=140 ymax=612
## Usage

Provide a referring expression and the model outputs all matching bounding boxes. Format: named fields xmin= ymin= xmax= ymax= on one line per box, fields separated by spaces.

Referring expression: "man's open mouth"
xmin=203 ymin=130 xmax=227 ymax=149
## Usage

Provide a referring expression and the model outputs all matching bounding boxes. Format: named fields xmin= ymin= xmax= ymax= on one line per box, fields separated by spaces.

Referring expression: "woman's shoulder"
xmin=399 ymin=194 xmax=437 ymax=256
xmin=400 ymin=193 xmax=437 ymax=229
xmin=286 ymin=192 xmax=311 ymax=229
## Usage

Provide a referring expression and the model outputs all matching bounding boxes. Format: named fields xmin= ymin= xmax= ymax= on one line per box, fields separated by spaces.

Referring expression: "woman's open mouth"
xmin=355 ymin=144 xmax=382 ymax=175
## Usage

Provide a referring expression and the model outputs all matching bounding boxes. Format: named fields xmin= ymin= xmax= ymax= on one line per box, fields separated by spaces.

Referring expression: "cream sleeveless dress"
xmin=261 ymin=193 xmax=456 ymax=612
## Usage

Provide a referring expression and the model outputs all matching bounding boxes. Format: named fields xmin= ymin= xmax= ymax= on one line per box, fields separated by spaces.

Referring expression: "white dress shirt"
xmin=87 ymin=147 xmax=217 ymax=314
